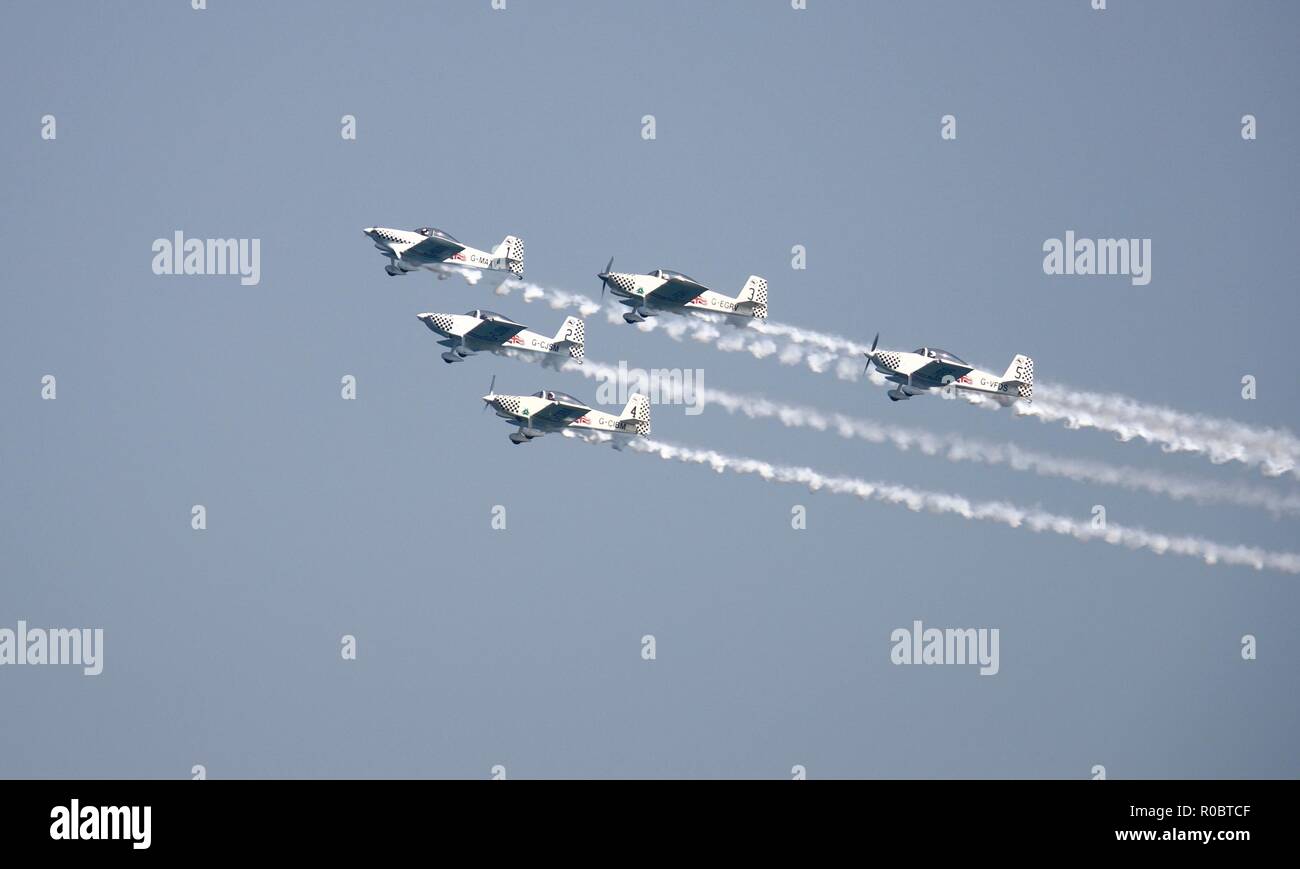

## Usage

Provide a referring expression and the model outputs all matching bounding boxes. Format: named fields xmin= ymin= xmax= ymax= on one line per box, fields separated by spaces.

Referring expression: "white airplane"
xmin=418 ymin=309 xmax=585 ymax=366
xmin=596 ymin=258 xmax=768 ymax=324
xmin=362 ymin=225 xmax=524 ymax=282
xmin=862 ymin=334 xmax=1034 ymax=404
xmin=480 ymin=377 xmax=651 ymax=445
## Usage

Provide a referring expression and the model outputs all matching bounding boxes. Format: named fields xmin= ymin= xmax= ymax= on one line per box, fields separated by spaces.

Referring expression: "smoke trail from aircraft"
xmin=494 ymin=279 xmax=1300 ymax=477
xmin=590 ymin=437 xmax=1300 ymax=574
xmin=558 ymin=359 xmax=1300 ymax=517
xmin=650 ymin=311 xmax=1300 ymax=476
xmin=495 ymin=279 xmax=603 ymax=317
xmin=437 ymin=265 xmax=486 ymax=285
xmin=748 ymin=329 xmax=1300 ymax=476
xmin=1018 ymin=388 xmax=1300 ymax=479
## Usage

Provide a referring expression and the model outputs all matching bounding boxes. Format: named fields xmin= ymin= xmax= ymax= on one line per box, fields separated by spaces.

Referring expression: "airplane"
xmin=480 ymin=377 xmax=651 ymax=445
xmin=596 ymin=258 xmax=768 ymax=324
xmin=417 ymin=309 xmax=585 ymax=366
xmin=362 ymin=225 xmax=524 ymax=282
xmin=861 ymin=334 xmax=1034 ymax=405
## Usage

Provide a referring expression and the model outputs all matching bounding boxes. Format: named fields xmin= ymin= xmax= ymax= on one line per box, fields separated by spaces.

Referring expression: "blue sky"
xmin=1 ymin=0 xmax=1297 ymax=778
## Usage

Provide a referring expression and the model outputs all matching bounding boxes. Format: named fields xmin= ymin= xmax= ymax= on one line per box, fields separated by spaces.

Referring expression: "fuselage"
xmin=601 ymin=271 xmax=748 ymax=315
xmin=419 ymin=314 xmax=565 ymax=356
xmin=869 ymin=346 xmax=1030 ymax=404
xmin=879 ymin=356 xmax=1014 ymax=397
xmin=364 ymin=227 xmax=497 ymax=271
xmin=484 ymin=393 xmax=631 ymax=434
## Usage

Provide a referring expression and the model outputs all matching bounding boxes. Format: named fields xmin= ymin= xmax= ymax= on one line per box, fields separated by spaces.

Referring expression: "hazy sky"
xmin=2 ymin=0 xmax=1297 ymax=778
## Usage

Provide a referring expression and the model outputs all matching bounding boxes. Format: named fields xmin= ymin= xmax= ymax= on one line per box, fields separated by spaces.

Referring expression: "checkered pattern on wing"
xmin=431 ymin=314 xmax=455 ymax=333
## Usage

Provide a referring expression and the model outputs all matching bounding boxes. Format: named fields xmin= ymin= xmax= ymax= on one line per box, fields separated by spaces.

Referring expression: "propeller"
xmin=482 ymin=374 xmax=497 ymax=413
xmin=862 ymin=332 xmax=880 ymax=375
xmin=597 ymin=256 xmax=615 ymax=298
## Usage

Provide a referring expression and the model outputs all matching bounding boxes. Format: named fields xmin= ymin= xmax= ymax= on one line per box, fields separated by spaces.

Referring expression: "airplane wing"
xmin=646 ymin=277 xmax=708 ymax=306
xmin=464 ymin=317 xmax=527 ymax=345
xmin=405 ymin=236 xmax=466 ymax=261
xmin=913 ymin=360 xmax=974 ymax=384
xmin=528 ymin=400 xmax=591 ymax=428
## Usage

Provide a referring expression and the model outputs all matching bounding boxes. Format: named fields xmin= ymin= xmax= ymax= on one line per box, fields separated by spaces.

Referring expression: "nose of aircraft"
xmin=362 ymin=227 xmax=375 ymax=235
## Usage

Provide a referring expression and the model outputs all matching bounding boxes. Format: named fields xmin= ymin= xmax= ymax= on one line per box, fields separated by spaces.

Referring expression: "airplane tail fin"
xmin=734 ymin=275 xmax=768 ymax=319
xmin=618 ymin=393 xmax=651 ymax=436
xmin=552 ymin=316 xmax=585 ymax=363
xmin=1001 ymin=354 xmax=1034 ymax=399
xmin=490 ymin=235 xmax=525 ymax=278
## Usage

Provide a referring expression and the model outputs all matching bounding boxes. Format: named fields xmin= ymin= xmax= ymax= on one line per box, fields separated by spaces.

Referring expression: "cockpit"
xmin=415 ymin=227 xmax=460 ymax=243
xmin=533 ymin=390 xmax=586 ymax=405
xmin=913 ymin=347 xmax=968 ymax=365
xmin=466 ymin=309 xmax=509 ymax=321
xmin=651 ymin=269 xmax=702 ymax=284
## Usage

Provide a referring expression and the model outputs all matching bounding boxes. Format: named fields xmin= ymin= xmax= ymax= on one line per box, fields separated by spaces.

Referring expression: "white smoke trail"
xmin=1019 ymin=387 xmax=1300 ymax=478
xmin=745 ymin=315 xmax=1300 ymax=475
xmin=561 ymin=360 xmax=1300 ymax=517
xmin=742 ymin=325 xmax=1300 ymax=477
xmin=495 ymin=279 xmax=603 ymax=317
xmin=433 ymin=264 xmax=485 ymax=285
xmin=493 ymin=278 xmax=1300 ymax=477
xmin=610 ymin=438 xmax=1300 ymax=575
